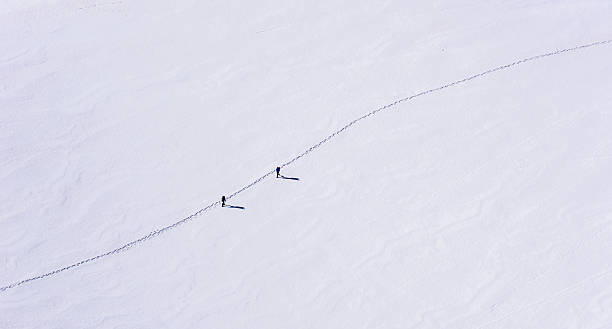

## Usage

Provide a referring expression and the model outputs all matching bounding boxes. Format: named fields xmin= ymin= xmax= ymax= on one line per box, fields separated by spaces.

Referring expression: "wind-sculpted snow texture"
xmin=2 ymin=38 xmax=610 ymax=294
xmin=2 ymin=1 xmax=612 ymax=328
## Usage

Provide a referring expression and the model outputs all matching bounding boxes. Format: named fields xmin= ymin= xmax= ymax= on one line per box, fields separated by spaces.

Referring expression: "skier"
xmin=276 ymin=166 xmax=281 ymax=178
xmin=221 ymin=195 xmax=226 ymax=207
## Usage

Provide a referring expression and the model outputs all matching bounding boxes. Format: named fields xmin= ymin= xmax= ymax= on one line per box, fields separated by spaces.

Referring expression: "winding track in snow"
xmin=1 ymin=38 xmax=611 ymax=294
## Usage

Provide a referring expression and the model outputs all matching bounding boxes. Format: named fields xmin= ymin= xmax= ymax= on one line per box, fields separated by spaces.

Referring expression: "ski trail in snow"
xmin=1 ymin=38 xmax=611 ymax=294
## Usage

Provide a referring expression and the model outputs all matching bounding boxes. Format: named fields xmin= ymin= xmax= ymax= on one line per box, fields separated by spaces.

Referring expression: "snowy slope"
xmin=2 ymin=0 xmax=612 ymax=328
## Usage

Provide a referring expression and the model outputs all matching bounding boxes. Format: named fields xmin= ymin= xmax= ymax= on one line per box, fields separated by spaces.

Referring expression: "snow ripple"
xmin=1 ymin=38 xmax=610 ymax=294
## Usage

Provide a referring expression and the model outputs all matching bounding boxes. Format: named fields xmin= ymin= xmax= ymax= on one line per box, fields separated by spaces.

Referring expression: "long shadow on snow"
xmin=279 ymin=175 xmax=300 ymax=181
xmin=224 ymin=205 xmax=245 ymax=210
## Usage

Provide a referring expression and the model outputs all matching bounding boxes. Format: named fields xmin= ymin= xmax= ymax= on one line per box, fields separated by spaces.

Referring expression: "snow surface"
xmin=2 ymin=0 xmax=612 ymax=328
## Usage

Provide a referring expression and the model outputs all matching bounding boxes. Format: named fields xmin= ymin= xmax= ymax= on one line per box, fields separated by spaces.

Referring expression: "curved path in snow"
xmin=2 ymin=38 xmax=611 ymax=294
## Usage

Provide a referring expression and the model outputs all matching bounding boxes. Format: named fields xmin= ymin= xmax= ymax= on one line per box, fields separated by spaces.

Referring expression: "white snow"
xmin=2 ymin=1 xmax=612 ymax=328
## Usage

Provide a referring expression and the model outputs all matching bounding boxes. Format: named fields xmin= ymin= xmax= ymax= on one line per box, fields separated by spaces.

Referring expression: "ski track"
xmin=1 ymin=38 xmax=611 ymax=294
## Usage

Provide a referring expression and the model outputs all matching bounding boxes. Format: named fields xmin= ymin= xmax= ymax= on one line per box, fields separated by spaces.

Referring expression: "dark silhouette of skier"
xmin=276 ymin=166 xmax=280 ymax=178
xmin=221 ymin=195 xmax=226 ymax=207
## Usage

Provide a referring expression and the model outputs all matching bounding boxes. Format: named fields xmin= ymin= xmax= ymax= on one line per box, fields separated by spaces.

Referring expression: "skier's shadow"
xmin=279 ymin=175 xmax=300 ymax=181
xmin=224 ymin=204 xmax=245 ymax=210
